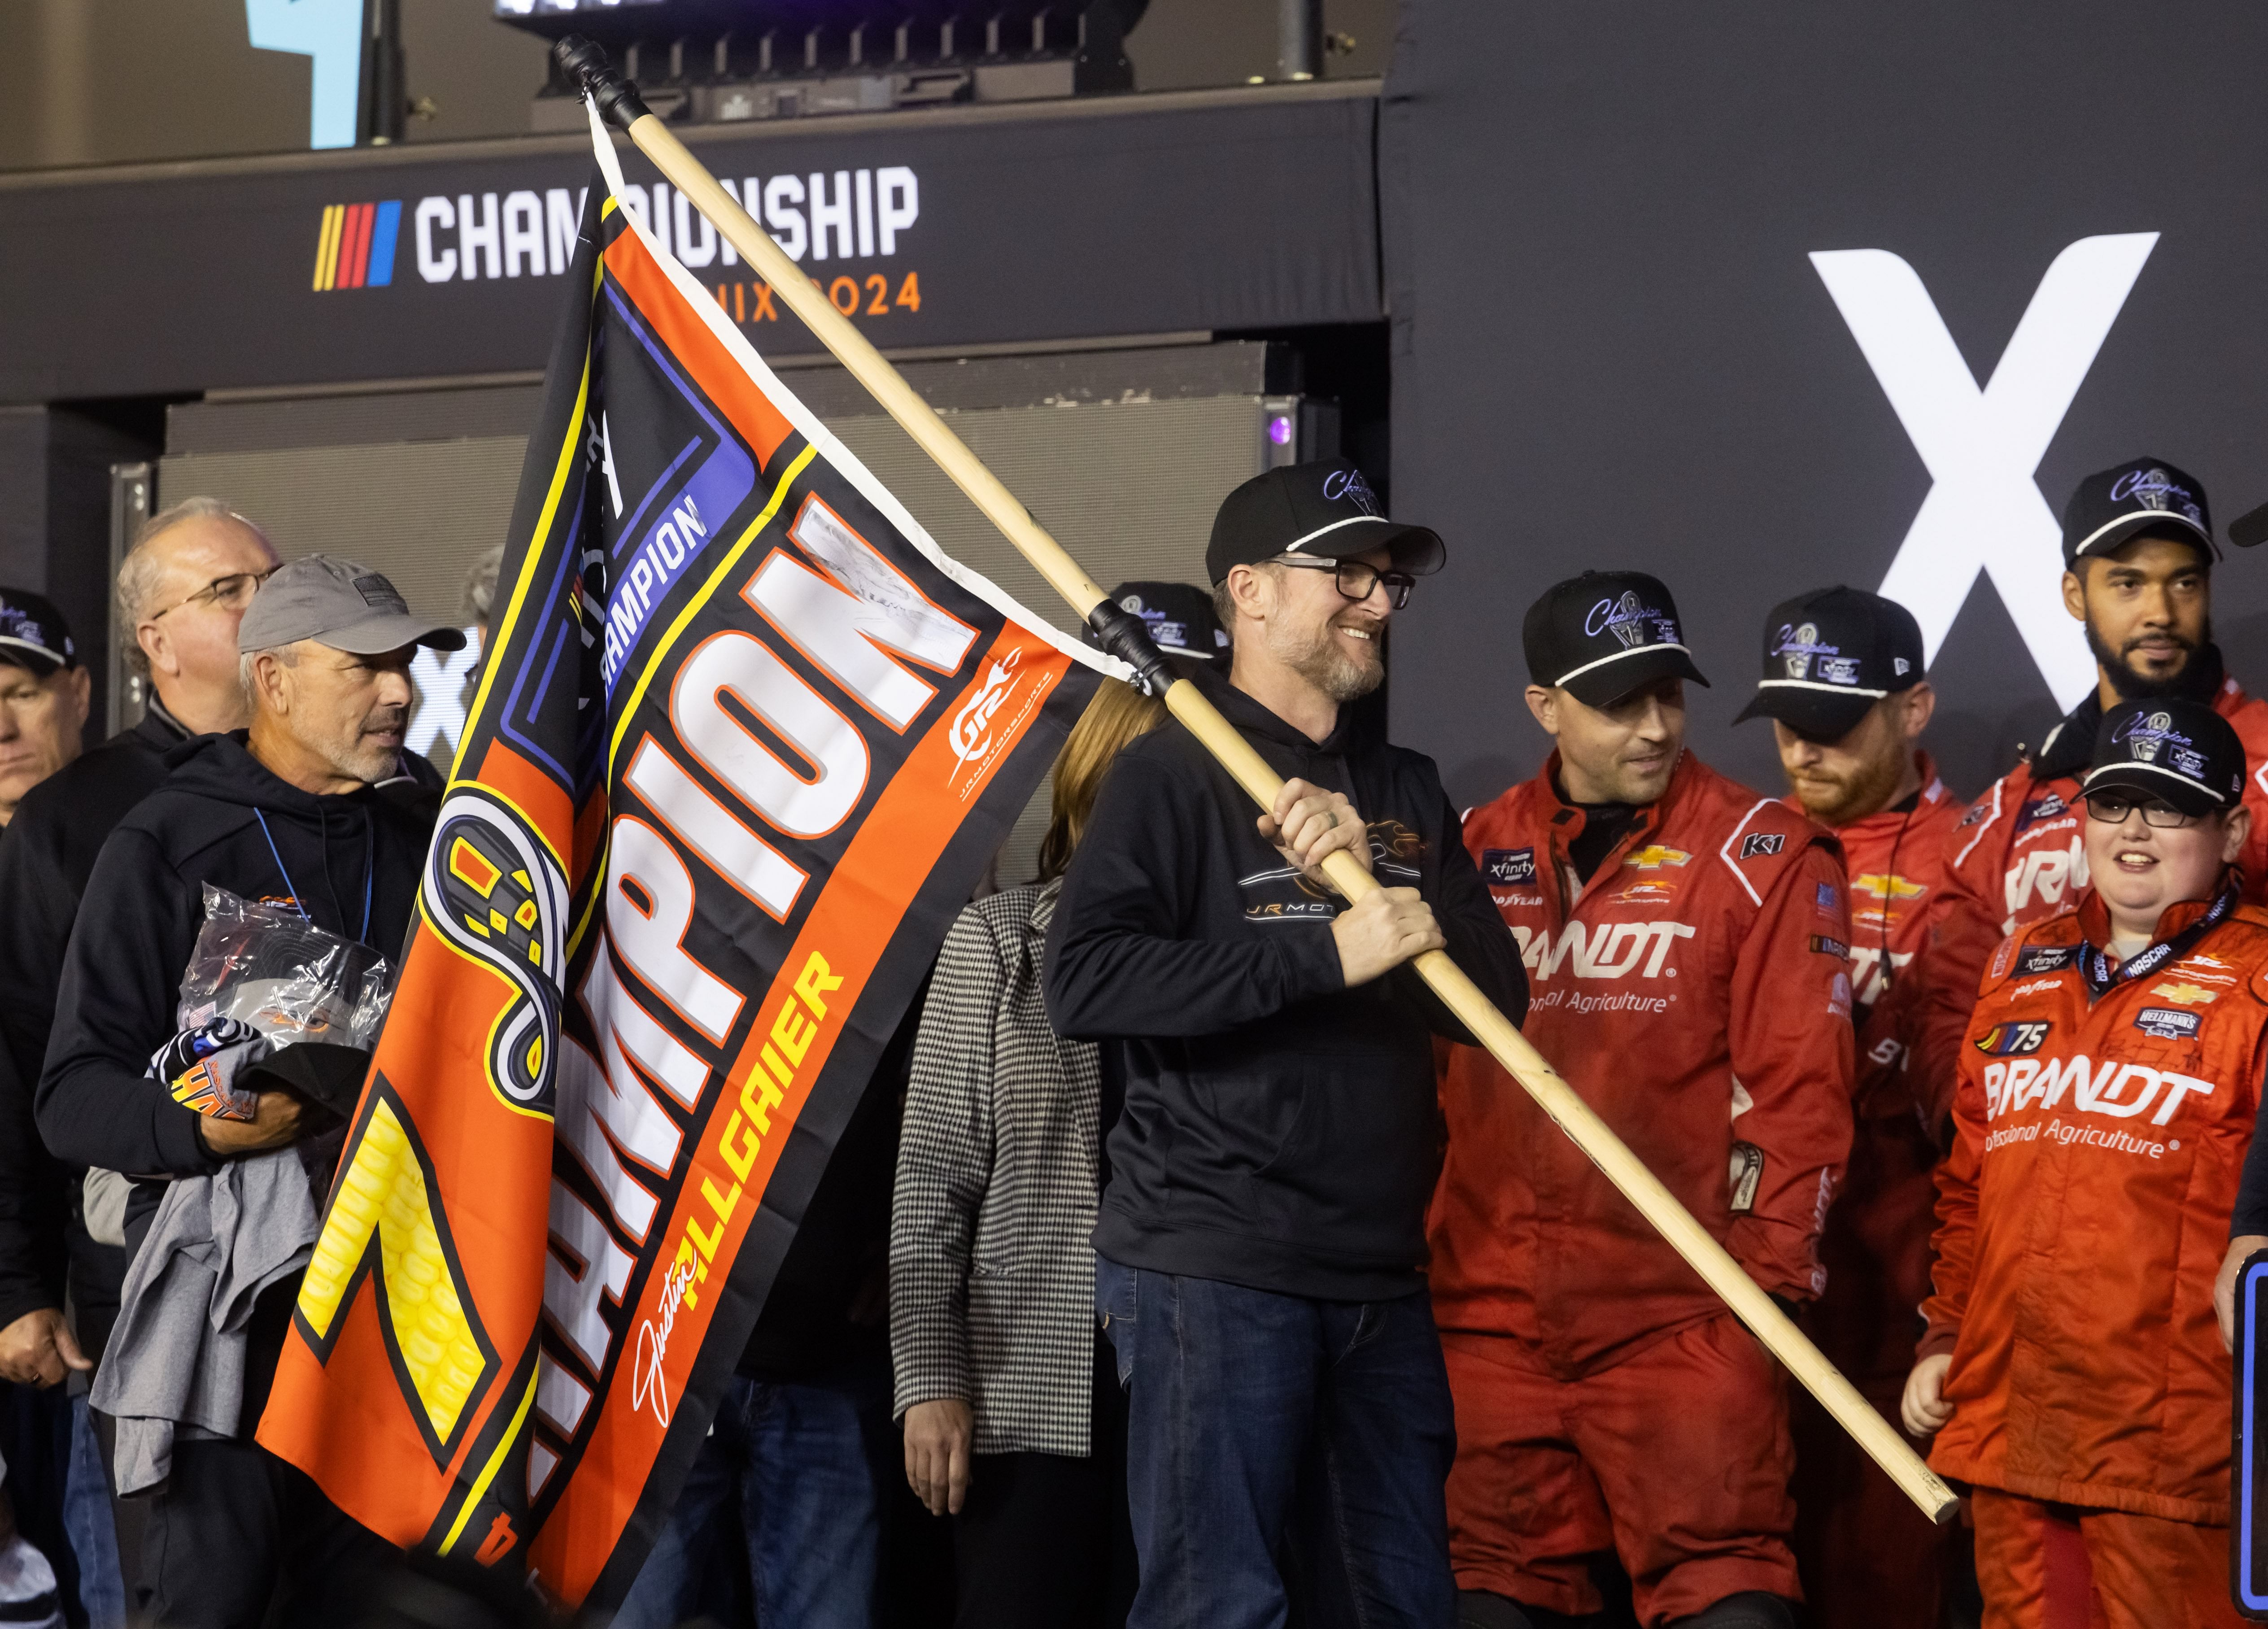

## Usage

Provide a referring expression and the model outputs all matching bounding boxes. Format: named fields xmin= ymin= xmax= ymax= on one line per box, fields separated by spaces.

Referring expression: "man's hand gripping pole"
xmin=555 ymin=35 xmax=1959 ymax=1528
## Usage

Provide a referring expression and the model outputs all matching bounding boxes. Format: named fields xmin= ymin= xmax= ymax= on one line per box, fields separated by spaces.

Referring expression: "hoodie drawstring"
xmin=252 ymin=807 xmax=375 ymax=945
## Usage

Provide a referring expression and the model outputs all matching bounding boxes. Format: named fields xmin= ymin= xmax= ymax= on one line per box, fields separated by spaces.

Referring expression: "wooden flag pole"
xmin=559 ymin=39 xmax=1958 ymax=1528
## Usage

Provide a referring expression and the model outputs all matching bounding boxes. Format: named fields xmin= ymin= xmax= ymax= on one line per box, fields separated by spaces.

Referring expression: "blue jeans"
xmin=65 ymin=1396 xmax=122 ymax=1629
xmin=1096 ymin=1259 xmax=1456 ymax=1629
xmin=610 ymin=1358 xmax=890 ymax=1629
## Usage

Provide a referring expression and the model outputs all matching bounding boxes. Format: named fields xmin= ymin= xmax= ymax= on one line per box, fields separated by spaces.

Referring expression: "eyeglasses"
xmin=150 ymin=569 xmax=275 ymax=621
xmin=2083 ymin=790 xmax=2202 ymax=829
xmin=1271 ymin=555 xmax=1417 ymax=610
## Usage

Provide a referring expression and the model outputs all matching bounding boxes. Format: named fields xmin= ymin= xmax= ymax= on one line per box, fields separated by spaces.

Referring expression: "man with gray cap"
xmin=37 ymin=557 xmax=460 ymax=1628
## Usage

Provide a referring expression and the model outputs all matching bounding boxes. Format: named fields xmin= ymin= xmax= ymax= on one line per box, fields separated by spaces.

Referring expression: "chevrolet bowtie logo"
xmin=1853 ymin=873 xmax=1928 ymax=901
xmin=2150 ymin=981 xmax=2219 ymax=1006
xmin=1622 ymin=845 xmax=1692 ymax=870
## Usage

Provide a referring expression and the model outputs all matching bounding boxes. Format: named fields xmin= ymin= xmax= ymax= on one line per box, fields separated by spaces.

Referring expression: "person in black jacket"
xmin=1044 ymin=460 xmax=1527 ymax=1629
xmin=38 ymin=555 xmax=459 ymax=1629
xmin=0 ymin=502 xmax=278 ymax=1394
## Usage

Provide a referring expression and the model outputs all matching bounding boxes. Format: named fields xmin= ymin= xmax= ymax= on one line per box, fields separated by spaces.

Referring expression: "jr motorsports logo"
xmin=308 ymin=168 xmax=925 ymax=320
xmin=1812 ymin=232 xmax=2159 ymax=708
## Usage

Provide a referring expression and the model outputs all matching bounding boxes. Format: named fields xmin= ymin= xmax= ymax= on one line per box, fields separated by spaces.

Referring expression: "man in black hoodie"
xmin=39 ymin=555 xmax=460 ymax=1629
xmin=1046 ymin=460 xmax=1526 ymax=1627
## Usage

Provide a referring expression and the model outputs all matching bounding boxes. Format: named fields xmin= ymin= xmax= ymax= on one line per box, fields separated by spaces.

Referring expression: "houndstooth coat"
xmin=889 ymin=880 xmax=1104 ymax=1457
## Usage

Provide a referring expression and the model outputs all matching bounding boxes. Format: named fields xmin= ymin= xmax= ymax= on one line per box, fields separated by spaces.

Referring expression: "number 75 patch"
xmin=1975 ymin=1020 xmax=2050 ymax=1056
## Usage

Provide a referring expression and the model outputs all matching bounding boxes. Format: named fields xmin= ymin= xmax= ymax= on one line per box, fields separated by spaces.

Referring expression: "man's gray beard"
xmin=1269 ymin=615 xmax=1383 ymax=704
xmin=320 ymin=721 xmax=403 ymax=786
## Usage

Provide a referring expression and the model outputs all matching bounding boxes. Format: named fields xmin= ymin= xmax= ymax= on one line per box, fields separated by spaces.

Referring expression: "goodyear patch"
xmin=1975 ymin=1020 xmax=2050 ymax=1056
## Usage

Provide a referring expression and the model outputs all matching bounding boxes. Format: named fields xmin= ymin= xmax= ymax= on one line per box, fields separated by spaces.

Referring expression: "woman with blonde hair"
xmin=891 ymin=677 xmax=1166 ymax=1628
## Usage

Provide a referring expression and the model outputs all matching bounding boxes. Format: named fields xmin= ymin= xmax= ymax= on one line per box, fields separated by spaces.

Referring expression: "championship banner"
xmin=257 ymin=129 xmax=1124 ymax=1607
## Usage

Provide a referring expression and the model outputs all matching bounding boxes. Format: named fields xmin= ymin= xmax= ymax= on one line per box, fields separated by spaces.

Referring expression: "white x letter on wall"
xmin=1810 ymin=233 xmax=2158 ymax=708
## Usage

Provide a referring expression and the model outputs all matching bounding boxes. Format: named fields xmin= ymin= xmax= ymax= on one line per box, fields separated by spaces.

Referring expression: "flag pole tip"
xmin=553 ymin=35 xmax=650 ymax=129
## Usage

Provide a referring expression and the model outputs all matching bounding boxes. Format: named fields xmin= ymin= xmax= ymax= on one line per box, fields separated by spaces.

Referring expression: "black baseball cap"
xmin=1088 ymin=581 xmax=1228 ymax=668
xmin=0 ymin=589 xmax=78 ymax=678
xmin=237 ymin=556 xmax=466 ymax=655
xmin=2063 ymin=457 xmax=2216 ymax=566
xmin=1205 ymin=459 xmax=1445 ymax=586
xmin=1523 ymin=571 xmax=1709 ymax=708
xmin=1734 ymin=586 xmax=1924 ymax=741
xmin=2084 ymin=697 xmax=2246 ymax=819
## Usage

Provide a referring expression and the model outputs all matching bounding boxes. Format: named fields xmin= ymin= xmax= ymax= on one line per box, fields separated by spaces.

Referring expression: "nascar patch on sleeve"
xmin=1810 ymin=935 xmax=1849 ymax=958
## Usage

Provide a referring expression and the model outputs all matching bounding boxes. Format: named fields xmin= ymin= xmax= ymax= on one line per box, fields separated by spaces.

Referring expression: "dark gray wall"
xmin=1381 ymin=1 xmax=2268 ymax=811
xmin=0 ymin=407 xmax=156 ymax=740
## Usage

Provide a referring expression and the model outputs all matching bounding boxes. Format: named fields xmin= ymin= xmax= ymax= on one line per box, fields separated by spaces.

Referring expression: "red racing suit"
xmin=1786 ymin=758 xmax=1967 ymax=1629
xmin=1431 ymin=752 xmax=1854 ymax=1624
xmin=1923 ymin=887 xmax=2268 ymax=1624
xmin=1923 ymin=669 xmax=2268 ymax=1115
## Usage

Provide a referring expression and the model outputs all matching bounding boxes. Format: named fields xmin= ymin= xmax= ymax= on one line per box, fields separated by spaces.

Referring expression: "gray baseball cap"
xmin=237 ymin=556 xmax=467 ymax=656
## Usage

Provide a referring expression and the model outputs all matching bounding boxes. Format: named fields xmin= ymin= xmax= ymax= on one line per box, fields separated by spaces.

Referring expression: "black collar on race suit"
xmin=2032 ymin=643 xmax=2227 ymax=781
xmin=2078 ymin=873 xmax=2241 ymax=1001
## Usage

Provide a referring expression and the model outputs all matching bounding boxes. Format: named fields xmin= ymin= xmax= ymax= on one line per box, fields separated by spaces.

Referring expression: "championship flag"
xmin=257 ymin=123 xmax=1125 ymax=1607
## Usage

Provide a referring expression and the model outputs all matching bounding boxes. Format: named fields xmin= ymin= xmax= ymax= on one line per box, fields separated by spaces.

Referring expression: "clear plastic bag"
xmin=175 ymin=883 xmax=393 ymax=1051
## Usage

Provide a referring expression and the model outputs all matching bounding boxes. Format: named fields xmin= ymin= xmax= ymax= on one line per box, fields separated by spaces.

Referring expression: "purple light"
xmin=1269 ymin=414 xmax=1293 ymax=446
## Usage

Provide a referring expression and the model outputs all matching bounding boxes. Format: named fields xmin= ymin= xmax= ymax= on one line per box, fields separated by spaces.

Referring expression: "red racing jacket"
xmin=1796 ymin=756 xmax=1969 ymax=1126
xmin=1923 ymin=887 xmax=2268 ymax=1523
xmin=1922 ymin=669 xmax=2268 ymax=1112
xmin=1431 ymin=752 xmax=1856 ymax=1376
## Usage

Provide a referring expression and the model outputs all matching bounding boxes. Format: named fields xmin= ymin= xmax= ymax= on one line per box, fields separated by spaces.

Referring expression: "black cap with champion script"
xmin=1522 ymin=571 xmax=1709 ymax=708
xmin=1204 ymin=459 xmax=1446 ymax=585
xmin=2085 ymin=697 xmax=2246 ymax=819
xmin=1734 ymin=585 xmax=1925 ymax=742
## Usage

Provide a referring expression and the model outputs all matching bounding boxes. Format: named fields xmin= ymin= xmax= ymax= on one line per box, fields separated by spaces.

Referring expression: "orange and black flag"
xmin=257 ymin=131 xmax=1122 ymax=1610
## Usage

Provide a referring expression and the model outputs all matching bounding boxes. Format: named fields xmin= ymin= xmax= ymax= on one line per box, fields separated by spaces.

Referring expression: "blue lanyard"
xmin=253 ymin=809 xmax=374 ymax=945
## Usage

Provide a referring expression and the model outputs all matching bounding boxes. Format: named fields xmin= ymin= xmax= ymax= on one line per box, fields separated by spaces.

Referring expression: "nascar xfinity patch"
xmin=2014 ymin=945 xmax=2080 ymax=976
xmin=1482 ymin=847 xmax=1535 ymax=887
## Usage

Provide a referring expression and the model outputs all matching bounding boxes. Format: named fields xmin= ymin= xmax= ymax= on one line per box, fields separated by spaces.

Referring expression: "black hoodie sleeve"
xmin=0 ymin=818 xmax=76 ymax=1325
xmin=1381 ymin=787 xmax=1528 ymax=1044
xmin=37 ymin=828 xmax=220 ymax=1180
xmin=1045 ymin=754 xmax=1348 ymax=1040
xmin=0 ymin=1040 xmax=64 ymax=1329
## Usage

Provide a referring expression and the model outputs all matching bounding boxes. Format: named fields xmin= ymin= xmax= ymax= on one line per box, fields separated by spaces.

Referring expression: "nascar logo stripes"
xmin=314 ymin=200 xmax=404 ymax=292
